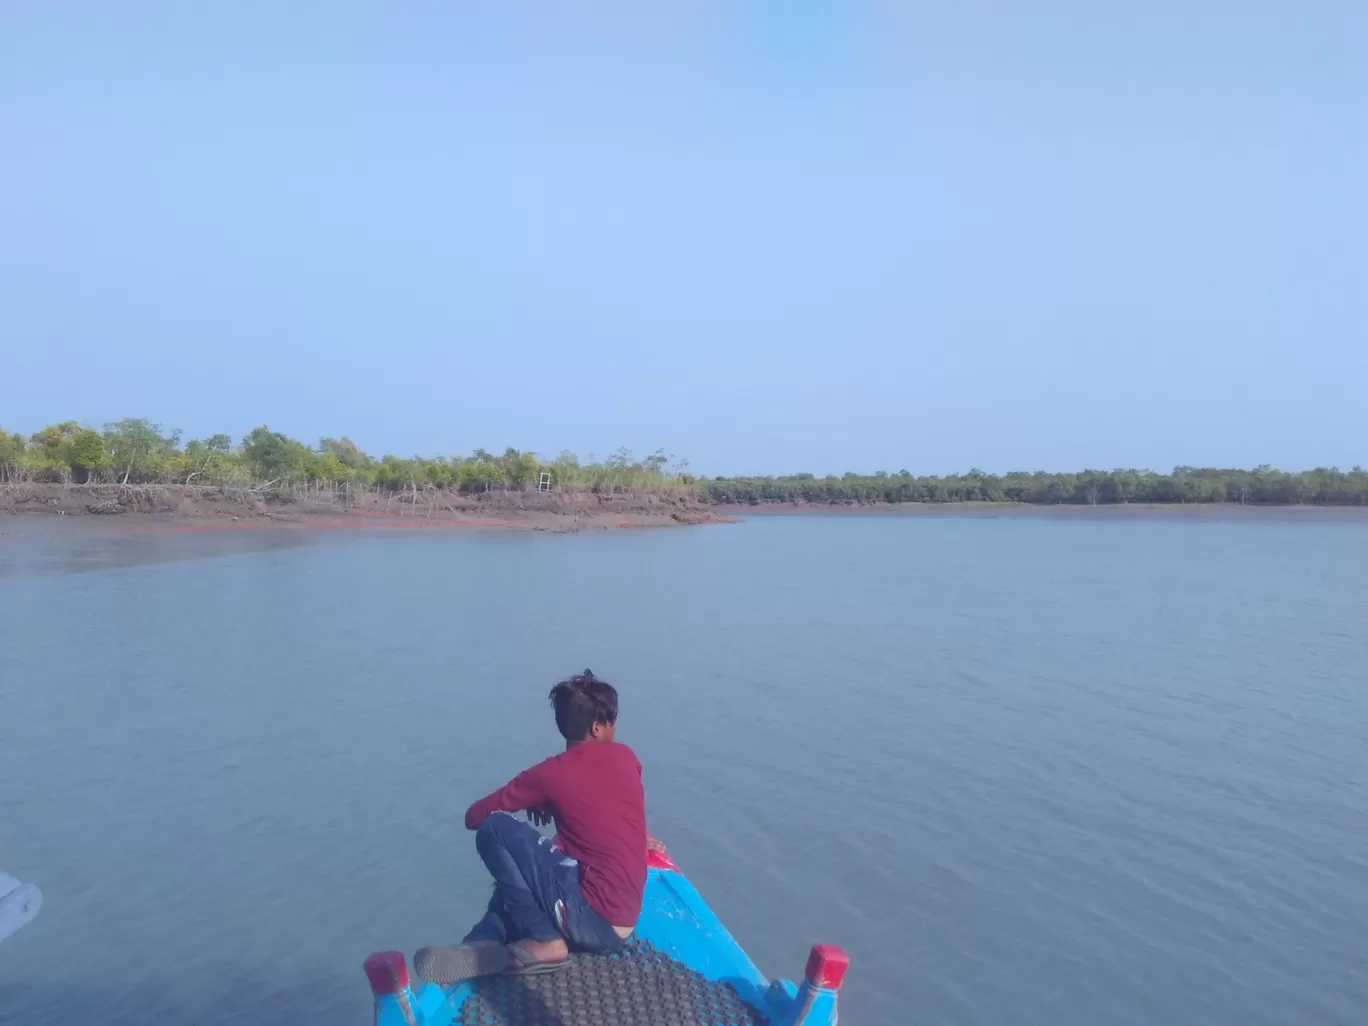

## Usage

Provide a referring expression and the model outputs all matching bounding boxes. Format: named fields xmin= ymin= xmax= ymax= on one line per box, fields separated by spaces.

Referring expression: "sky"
xmin=1 ymin=2 xmax=1364 ymax=476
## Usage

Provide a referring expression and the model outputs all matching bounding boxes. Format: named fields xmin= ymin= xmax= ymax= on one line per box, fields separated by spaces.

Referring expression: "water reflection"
xmin=0 ymin=520 xmax=373 ymax=578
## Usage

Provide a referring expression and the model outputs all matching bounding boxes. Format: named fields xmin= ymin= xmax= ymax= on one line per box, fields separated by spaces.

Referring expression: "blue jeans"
xmin=464 ymin=812 xmax=627 ymax=955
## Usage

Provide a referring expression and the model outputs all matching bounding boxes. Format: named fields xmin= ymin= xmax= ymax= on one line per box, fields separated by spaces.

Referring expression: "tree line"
xmin=0 ymin=420 xmax=692 ymax=498
xmin=704 ymin=466 xmax=1368 ymax=506
xmin=1 ymin=418 xmax=1364 ymax=506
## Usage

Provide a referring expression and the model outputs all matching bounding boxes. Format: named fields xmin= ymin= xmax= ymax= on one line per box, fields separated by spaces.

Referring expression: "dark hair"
xmin=549 ymin=669 xmax=618 ymax=741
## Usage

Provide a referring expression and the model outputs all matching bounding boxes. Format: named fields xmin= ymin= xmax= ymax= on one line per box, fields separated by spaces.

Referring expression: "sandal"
xmin=503 ymin=941 xmax=571 ymax=976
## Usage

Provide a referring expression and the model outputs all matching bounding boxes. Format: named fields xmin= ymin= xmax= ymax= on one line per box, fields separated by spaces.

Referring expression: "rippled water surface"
xmin=1 ymin=514 xmax=1365 ymax=1025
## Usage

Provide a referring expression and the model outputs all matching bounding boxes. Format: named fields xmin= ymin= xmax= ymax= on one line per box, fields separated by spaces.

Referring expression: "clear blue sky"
xmin=2 ymin=2 xmax=1364 ymax=476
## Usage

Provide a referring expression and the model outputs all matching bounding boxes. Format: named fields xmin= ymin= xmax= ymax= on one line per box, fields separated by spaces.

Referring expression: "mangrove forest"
xmin=2 ymin=419 xmax=1365 ymax=507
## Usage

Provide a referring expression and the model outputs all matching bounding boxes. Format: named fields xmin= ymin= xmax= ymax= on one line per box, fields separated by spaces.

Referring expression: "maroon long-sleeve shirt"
xmin=464 ymin=741 xmax=647 ymax=927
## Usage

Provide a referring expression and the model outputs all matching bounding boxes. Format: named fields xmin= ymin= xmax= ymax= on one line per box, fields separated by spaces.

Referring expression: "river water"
xmin=1 ymin=513 xmax=1365 ymax=1025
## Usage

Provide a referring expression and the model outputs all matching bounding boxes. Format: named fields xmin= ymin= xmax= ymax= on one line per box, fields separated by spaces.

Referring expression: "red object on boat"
xmin=364 ymin=951 xmax=410 ymax=995
xmin=804 ymin=944 xmax=849 ymax=991
xmin=646 ymin=846 xmax=678 ymax=871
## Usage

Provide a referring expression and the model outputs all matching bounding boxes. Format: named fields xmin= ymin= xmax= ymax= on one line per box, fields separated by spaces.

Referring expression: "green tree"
xmin=1077 ymin=470 xmax=1105 ymax=507
xmin=184 ymin=435 xmax=232 ymax=483
xmin=103 ymin=418 xmax=178 ymax=484
xmin=500 ymin=448 xmax=540 ymax=489
xmin=69 ymin=428 xmax=109 ymax=483
xmin=27 ymin=422 xmax=81 ymax=480
xmin=321 ymin=436 xmax=372 ymax=471
xmin=0 ymin=430 xmax=26 ymax=480
xmin=240 ymin=426 xmax=309 ymax=482
xmin=315 ymin=452 xmax=351 ymax=486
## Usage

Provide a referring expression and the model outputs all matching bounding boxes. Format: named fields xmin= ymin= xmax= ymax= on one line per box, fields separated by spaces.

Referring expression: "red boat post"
xmin=363 ymin=950 xmax=422 ymax=1026
xmin=787 ymin=943 xmax=849 ymax=1025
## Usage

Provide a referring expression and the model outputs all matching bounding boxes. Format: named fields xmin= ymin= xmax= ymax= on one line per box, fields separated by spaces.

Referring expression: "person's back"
xmin=530 ymin=738 xmax=646 ymax=926
xmin=416 ymin=669 xmax=655 ymax=984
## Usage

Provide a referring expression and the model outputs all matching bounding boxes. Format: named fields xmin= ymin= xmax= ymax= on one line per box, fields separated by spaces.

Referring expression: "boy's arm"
xmin=464 ymin=759 xmax=552 ymax=830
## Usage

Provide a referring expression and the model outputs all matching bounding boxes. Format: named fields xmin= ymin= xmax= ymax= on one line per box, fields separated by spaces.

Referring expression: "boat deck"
xmin=450 ymin=940 xmax=766 ymax=1026
xmin=364 ymin=854 xmax=846 ymax=1026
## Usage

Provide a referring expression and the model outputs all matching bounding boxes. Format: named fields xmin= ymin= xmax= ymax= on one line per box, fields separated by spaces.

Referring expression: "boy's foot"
xmin=503 ymin=938 xmax=571 ymax=976
xmin=413 ymin=940 xmax=512 ymax=984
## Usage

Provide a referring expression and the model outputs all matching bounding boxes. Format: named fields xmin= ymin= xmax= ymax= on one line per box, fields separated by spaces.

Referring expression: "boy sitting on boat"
xmin=416 ymin=669 xmax=659 ymax=982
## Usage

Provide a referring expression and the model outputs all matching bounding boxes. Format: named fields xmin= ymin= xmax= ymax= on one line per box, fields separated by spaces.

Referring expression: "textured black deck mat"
xmin=453 ymin=939 xmax=767 ymax=1026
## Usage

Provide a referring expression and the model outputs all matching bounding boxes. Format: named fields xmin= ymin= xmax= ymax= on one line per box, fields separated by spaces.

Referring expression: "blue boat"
xmin=364 ymin=848 xmax=848 ymax=1026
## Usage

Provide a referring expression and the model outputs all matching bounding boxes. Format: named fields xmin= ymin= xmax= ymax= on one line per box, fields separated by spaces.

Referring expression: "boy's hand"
xmin=526 ymin=806 xmax=553 ymax=827
xmin=646 ymin=834 xmax=667 ymax=854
